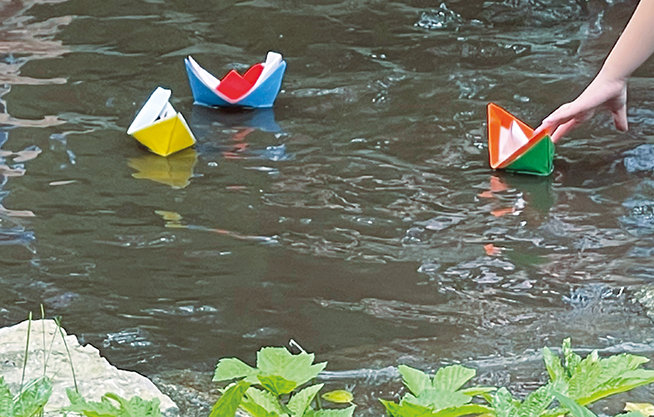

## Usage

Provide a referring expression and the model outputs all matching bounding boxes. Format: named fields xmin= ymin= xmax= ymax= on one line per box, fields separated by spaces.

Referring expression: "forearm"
xmin=599 ymin=0 xmax=654 ymax=82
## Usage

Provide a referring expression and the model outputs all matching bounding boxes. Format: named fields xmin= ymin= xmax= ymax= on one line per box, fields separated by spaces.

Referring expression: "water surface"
xmin=2 ymin=0 xmax=654 ymax=414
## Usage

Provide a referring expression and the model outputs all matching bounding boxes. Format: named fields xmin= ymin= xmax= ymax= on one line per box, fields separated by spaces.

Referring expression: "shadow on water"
xmin=5 ymin=0 xmax=654 ymax=415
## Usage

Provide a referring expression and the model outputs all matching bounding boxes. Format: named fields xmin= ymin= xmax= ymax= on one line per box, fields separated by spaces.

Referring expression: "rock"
xmin=152 ymin=369 xmax=219 ymax=417
xmin=633 ymin=285 xmax=654 ymax=322
xmin=416 ymin=3 xmax=464 ymax=30
xmin=625 ymin=144 xmax=654 ymax=172
xmin=0 ymin=319 xmax=178 ymax=416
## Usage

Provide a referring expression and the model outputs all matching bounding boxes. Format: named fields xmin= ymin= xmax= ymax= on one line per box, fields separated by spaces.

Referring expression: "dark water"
xmin=3 ymin=0 xmax=654 ymax=414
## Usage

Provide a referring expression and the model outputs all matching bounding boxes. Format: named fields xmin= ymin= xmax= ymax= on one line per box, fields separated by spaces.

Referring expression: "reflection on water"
xmin=129 ymin=149 xmax=198 ymax=189
xmin=4 ymin=0 xmax=654 ymax=414
xmin=191 ymin=106 xmax=285 ymax=160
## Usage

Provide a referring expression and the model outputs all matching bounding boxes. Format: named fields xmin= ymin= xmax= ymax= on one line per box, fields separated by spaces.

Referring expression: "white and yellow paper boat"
xmin=127 ymin=87 xmax=196 ymax=157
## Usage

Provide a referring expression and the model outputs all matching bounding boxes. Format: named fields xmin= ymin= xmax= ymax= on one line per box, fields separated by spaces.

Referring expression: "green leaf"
xmin=562 ymin=339 xmax=581 ymax=377
xmin=459 ymin=386 xmax=495 ymax=397
xmin=568 ymin=351 xmax=601 ymax=400
xmin=380 ymin=399 xmax=435 ymax=417
xmin=599 ymin=354 xmax=650 ymax=385
xmin=209 ymin=380 xmax=251 ymax=417
xmin=553 ymin=391 xmax=596 ymax=417
xmin=617 ymin=413 xmax=648 ymax=417
xmin=321 ymin=390 xmax=353 ymax=404
xmin=240 ymin=401 xmax=280 ymax=417
xmin=431 ymin=404 xmax=493 ymax=417
xmin=309 ymin=405 xmax=356 ymax=417
xmin=258 ymin=375 xmax=298 ymax=396
xmin=13 ymin=377 xmax=53 ymax=417
xmin=576 ymin=370 xmax=654 ymax=406
xmin=491 ymin=388 xmax=518 ymax=417
xmin=404 ymin=389 xmax=471 ymax=410
xmin=398 ymin=365 xmax=431 ymax=396
xmin=543 ymin=347 xmax=566 ymax=383
xmin=66 ymin=388 xmax=121 ymax=417
xmin=432 ymin=366 xmax=476 ymax=393
xmin=103 ymin=393 xmax=161 ymax=417
xmin=288 ymin=384 xmax=324 ymax=416
xmin=243 ymin=387 xmax=285 ymax=415
xmin=66 ymin=390 xmax=161 ymax=417
xmin=257 ymin=347 xmax=327 ymax=387
xmin=517 ymin=385 xmax=554 ymax=416
xmin=625 ymin=402 xmax=654 ymax=416
xmin=214 ymin=358 xmax=259 ymax=383
xmin=0 ymin=377 xmax=14 ymax=416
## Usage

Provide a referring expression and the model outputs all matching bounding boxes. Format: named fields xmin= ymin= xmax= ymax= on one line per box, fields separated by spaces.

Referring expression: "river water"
xmin=2 ymin=0 xmax=654 ymax=414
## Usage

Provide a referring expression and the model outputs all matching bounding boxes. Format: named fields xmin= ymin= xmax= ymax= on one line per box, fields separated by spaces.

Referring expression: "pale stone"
xmin=0 ymin=319 xmax=178 ymax=416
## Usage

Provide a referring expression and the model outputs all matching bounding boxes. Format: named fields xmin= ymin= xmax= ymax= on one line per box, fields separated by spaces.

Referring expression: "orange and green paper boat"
xmin=487 ymin=103 xmax=554 ymax=176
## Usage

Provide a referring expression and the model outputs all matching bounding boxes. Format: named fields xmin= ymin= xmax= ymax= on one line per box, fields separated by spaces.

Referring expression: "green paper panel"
xmin=505 ymin=136 xmax=554 ymax=176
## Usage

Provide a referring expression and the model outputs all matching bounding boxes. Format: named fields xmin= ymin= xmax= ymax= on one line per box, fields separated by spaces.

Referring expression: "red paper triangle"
xmin=216 ymin=64 xmax=264 ymax=100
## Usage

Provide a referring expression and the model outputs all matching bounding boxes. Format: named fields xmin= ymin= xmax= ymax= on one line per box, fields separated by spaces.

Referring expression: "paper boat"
xmin=487 ymin=103 xmax=555 ymax=176
xmin=127 ymin=87 xmax=196 ymax=157
xmin=185 ymin=52 xmax=286 ymax=108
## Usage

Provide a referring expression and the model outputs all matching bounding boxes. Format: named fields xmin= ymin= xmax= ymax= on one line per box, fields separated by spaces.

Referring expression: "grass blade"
xmin=54 ymin=317 xmax=78 ymax=393
xmin=19 ymin=312 xmax=33 ymax=396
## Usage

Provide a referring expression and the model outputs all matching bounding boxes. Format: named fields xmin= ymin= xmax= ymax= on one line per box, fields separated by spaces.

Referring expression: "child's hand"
xmin=534 ymin=75 xmax=628 ymax=142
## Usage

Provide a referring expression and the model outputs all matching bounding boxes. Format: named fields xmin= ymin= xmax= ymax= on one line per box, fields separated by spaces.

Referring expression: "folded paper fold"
xmin=487 ymin=103 xmax=554 ymax=176
xmin=185 ymin=51 xmax=286 ymax=108
xmin=127 ymin=87 xmax=196 ymax=157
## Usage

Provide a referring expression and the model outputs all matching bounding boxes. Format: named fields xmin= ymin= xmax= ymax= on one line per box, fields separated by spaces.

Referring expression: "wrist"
xmin=596 ymin=66 xmax=629 ymax=85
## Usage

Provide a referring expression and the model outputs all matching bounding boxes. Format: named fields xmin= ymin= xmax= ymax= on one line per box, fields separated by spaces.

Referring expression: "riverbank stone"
xmin=0 ymin=319 xmax=178 ymax=416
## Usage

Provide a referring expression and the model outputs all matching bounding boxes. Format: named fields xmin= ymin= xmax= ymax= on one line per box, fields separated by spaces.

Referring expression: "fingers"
xmin=612 ymin=103 xmax=629 ymax=131
xmin=543 ymin=103 xmax=575 ymax=127
xmin=551 ymin=118 xmax=578 ymax=143
xmin=533 ymin=103 xmax=575 ymax=137
xmin=532 ymin=123 xmax=550 ymax=137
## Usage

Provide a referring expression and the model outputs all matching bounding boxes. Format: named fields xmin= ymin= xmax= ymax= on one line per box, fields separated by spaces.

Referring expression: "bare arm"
xmin=535 ymin=0 xmax=654 ymax=142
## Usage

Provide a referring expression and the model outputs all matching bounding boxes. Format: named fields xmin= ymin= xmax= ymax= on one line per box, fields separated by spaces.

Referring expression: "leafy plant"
xmin=66 ymin=389 xmax=162 ymax=417
xmin=380 ymin=339 xmax=654 ymax=417
xmin=379 ymin=364 xmax=495 ymax=417
xmin=0 ymin=376 xmax=53 ymax=417
xmin=540 ymin=338 xmax=654 ymax=416
xmin=552 ymin=391 xmax=645 ymax=417
xmin=213 ymin=346 xmax=355 ymax=417
xmin=490 ymin=385 xmax=556 ymax=417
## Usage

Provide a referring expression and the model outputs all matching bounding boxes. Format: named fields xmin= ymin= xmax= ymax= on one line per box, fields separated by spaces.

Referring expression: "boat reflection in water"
xmin=191 ymin=105 xmax=282 ymax=135
xmin=127 ymin=106 xmax=286 ymax=188
xmin=478 ymin=173 xmax=555 ymax=218
xmin=128 ymin=149 xmax=198 ymax=189
xmin=190 ymin=106 xmax=286 ymax=160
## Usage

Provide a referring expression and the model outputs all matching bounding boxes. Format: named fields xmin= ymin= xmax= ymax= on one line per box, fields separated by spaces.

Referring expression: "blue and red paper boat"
xmin=185 ymin=52 xmax=286 ymax=108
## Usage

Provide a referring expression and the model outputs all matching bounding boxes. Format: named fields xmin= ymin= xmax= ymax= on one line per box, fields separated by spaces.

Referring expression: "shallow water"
xmin=2 ymin=0 xmax=654 ymax=413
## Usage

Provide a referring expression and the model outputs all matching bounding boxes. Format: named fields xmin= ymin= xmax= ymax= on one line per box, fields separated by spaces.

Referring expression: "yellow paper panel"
xmin=130 ymin=114 xmax=195 ymax=157
xmin=167 ymin=115 xmax=196 ymax=156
